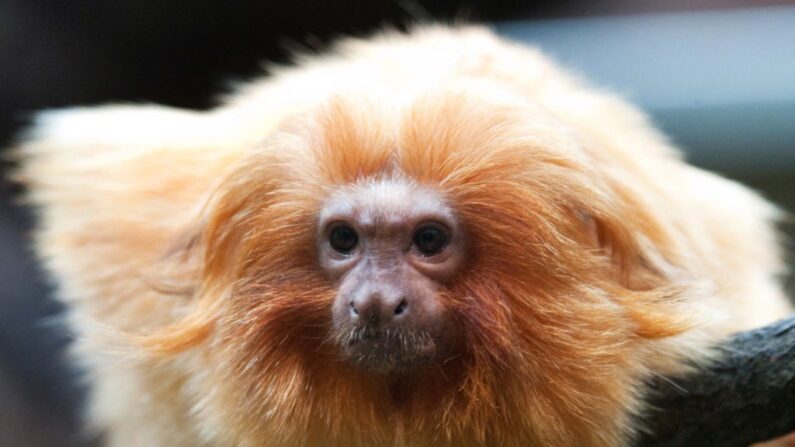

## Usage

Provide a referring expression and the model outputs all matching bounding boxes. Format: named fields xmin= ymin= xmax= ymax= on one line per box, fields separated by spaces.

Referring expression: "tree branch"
xmin=636 ymin=316 xmax=795 ymax=447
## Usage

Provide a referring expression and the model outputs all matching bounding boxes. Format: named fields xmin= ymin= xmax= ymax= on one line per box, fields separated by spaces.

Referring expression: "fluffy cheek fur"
xmin=191 ymin=246 xmax=644 ymax=447
xmin=159 ymin=91 xmax=709 ymax=447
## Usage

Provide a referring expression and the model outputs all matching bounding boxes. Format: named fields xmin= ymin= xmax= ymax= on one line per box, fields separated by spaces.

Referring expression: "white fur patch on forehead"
xmin=319 ymin=177 xmax=454 ymax=231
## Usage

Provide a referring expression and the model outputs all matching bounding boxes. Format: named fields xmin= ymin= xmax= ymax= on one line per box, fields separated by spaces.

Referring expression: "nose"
xmin=350 ymin=291 xmax=408 ymax=325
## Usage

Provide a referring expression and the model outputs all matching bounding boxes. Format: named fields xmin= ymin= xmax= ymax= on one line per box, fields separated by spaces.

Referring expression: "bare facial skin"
xmin=317 ymin=178 xmax=465 ymax=373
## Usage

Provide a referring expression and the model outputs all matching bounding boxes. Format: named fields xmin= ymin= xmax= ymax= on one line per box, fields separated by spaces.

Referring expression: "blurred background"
xmin=1 ymin=1 xmax=793 ymax=445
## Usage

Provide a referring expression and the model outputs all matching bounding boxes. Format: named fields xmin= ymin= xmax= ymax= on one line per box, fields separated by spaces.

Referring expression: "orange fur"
xmin=13 ymin=26 xmax=792 ymax=446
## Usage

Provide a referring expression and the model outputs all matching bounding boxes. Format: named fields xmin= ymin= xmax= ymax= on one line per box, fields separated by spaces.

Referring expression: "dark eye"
xmin=329 ymin=224 xmax=358 ymax=253
xmin=413 ymin=224 xmax=449 ymax=256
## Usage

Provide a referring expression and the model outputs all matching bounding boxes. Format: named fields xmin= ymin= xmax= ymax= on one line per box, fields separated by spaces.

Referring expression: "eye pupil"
xmin=413 ymin=226 xmax=449 ymax=256
xmin=329 ymin=225 xmax=358 ymax=253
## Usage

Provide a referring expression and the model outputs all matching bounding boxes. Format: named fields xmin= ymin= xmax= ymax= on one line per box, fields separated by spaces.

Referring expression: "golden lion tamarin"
xmin=14 ymin=26 xmax=793 ymax=446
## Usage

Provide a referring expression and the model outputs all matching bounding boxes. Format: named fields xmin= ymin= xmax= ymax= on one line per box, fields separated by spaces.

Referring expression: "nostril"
xmin=393 ymin=299 xmax=408 ymax=316
xmin=350 ymin=301 xmax=358 ymax=315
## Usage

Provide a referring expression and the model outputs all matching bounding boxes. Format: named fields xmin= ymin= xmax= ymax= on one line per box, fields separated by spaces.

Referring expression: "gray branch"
xmin=635 ymin=316 xmax=795 ymax=447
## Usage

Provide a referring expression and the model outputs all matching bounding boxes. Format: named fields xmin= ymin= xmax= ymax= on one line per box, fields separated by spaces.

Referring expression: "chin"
xmin=340 ymin=327 xmax=438 ymax=374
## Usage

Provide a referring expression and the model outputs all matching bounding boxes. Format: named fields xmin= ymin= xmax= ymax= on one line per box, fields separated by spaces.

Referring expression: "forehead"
xmin=319 ymin=178 xmax=454 ymax=227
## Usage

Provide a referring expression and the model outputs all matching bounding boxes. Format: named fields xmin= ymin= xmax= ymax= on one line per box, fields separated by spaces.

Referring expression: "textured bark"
xmin=636 ymin=316 xmax=795 ymax=447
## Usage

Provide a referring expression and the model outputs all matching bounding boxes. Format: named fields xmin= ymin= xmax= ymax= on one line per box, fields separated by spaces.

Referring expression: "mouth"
xmin=337 ymin=326 xmax=437 ymax=373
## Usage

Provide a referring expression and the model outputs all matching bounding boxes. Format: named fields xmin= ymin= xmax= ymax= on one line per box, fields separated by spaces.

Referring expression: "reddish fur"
xmin=138 ymin=94 xmax=701 ymax=446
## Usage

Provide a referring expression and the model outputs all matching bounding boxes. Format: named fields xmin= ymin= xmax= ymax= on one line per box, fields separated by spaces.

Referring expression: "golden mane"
xmin=135 ymin=90 xmax=699 ymax=446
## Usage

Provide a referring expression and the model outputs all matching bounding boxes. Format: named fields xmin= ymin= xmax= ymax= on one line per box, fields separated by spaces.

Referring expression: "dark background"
xmin=1 ymin=1 xmax=793 ymax=446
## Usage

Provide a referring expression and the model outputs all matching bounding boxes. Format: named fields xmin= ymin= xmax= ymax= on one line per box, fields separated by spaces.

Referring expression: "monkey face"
xmin=317 ymin=180 xmax=465 ymax=373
